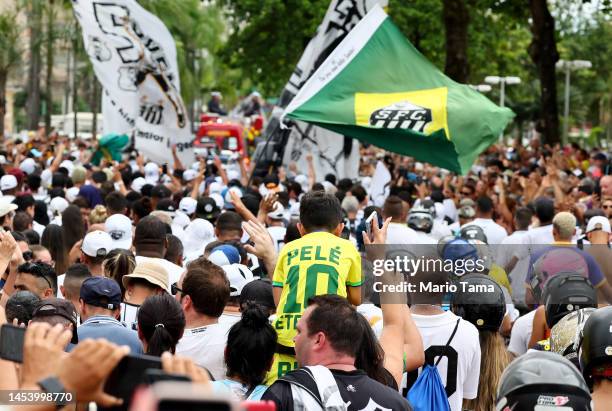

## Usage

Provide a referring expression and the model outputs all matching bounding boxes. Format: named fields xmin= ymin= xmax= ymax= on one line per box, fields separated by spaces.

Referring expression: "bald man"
xmin=601 ymin=175 xmax=612 ymax=197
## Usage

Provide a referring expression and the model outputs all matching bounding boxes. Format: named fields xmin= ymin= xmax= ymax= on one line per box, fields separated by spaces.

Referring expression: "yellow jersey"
xmin=272 ymin=231 xmax=362 ymax=347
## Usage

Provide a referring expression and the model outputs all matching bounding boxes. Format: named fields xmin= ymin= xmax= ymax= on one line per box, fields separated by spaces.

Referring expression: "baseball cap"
xmin=65 ymin=187 xmax=80 ymax=203
xmin=586 ymin=216 xmax=611 ymax=234
xmin=19 ymin=158 xmax=36 ymax=175
xmin=32 ymin=298 xmax=78 ymax=344
xmin=80 ymin=277 xmax=122 ymax=310
xmin=0 ymin=197 xmax=17 ymax=218
xmin=182 ymin=169 xmax=197 ymax=182
xmin=222 ymin=264 xmax=257 ymax=297
xmin=196 ymin=196 xmax=220 ymax=221
xmin=59 ymin=160 xmax=74 ymax=175
xmin=267 ymin=202 xmax=285 ymax=220
xmin=0 ymin=175 xmax=17 ymax=191
xmin=223 ymin=186 xmax=243 ymax=210
xmin=144 ymin=162 xmax=159 ymax=183
xmin=183 ymin=218 xmax=215 ymax=261
xmin=131 ymin=177 xmax=147 ymax=193
xmin=173 ymin=211 xmax=191 ymax=229
xmin=49 ymin=197 xmax=69 ymax=215
xmin=105 ymin=214 xmax=133 ymax=250
xmin=239 ymin=279 xmax=275 ymax=310
xmin=179 ymin=197 xmax=197 ymax=215
xmin=208 ymin=244 xmax=241 ymax=266
xmin=82 ymin=230 xmax=114 ymax=258
xmin=122 ymin=260 xmax=169 ymax=291
xmin=208 ymin=181 xmax=223 ymax=195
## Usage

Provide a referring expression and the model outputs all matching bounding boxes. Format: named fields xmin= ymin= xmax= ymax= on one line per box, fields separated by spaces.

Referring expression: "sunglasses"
xmin=171 ymin=282 xmax=183 ymax=296
xmin=603 ymin=205 xmax=611 ymax=209
xmin=460 ymin=191 xmax=472 ymax=196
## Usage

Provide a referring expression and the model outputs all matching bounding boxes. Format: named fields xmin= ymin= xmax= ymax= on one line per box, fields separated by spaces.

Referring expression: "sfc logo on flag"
xmin=355 ymin=87 xmax=450 ymax=138
xmin=369 ymin=101 xmax=432 ymax=132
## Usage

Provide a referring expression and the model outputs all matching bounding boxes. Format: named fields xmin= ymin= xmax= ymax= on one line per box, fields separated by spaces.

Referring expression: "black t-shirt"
xmin=261 ymin=368 xmax=412 ymax=411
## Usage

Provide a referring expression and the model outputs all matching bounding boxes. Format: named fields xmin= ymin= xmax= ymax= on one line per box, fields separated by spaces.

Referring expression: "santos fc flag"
xmin=283 ymin=5 xmax=514 ymax=174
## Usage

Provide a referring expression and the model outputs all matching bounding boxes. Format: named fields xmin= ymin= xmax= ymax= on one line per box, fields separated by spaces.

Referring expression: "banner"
xmin=72 ymin=0 xmax=194 ymax=165
xmin=283 ymin=5 xmax=514 ymax=175
xmin=267 ymin=0 xmax=387 ymax=180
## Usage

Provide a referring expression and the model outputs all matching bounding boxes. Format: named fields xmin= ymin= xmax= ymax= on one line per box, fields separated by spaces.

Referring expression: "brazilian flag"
xmin=283 ymin=5 xmax=514 ymax=174
xmin=91 ymin=133 xmax=130 ymax=166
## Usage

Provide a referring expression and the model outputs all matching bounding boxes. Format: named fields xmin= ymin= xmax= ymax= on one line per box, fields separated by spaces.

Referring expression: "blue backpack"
xmin=407 ymin=319 xmax=460 ymax=411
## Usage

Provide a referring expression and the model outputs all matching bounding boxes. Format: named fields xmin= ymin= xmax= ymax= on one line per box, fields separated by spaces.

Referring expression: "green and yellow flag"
xmin=283 ymin=5 xmax=514 ymax=174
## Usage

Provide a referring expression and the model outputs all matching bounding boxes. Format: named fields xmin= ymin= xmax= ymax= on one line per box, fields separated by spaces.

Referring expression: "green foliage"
xmin=220 ymin=0 xmax=329 ymax=96
xmin=0 ymin=8 xmax=22 ymax=75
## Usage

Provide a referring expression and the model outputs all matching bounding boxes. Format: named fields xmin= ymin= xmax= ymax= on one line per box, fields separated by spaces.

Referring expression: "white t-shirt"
xmin=443 ymin=199 xmax=458 ymax=223
xmin=218 ymin=312 xmax=241 ymax=327
xmin=385 ymin=222 xmax=418 ymax=244
xmin=508 ymin=310 xmax=536 ymax=356
xmin=175 ymin=323 xmax=231 ymax=380
xmin=267 ymin=226 xmax=287 ymax=253
xmin=410 ymin=311 xmax=481 ymax=411
xmin=526 ymin=224 xmax=554 ymax=246
xmin=462 ymin=218 xmax=508 ymax=244
xmin=135 ymin=256 xmax=184 ymax=293
xmin=497 ymin=230 xmax=530 ymax=303
xmin=357 ymin=303 xmax=383 ymax=339
xmin=430 ymin=219 xmax=452 ymax=241
xmin=412 ymin=231 xmax=439 ymax=245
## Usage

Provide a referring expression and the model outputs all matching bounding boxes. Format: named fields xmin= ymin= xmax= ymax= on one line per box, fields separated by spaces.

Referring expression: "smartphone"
xmin=143 ymin=369 xmax=191 ymax=385
xmin=103 ymin=353 xmax=162 ymax=403
xmin=162 ymin=163 xmax=168 ymax=175
xmin=0 ymin=324 xmax=26 ymax=363
xmin=150 ymin=381 xmax=236 ymax=411
xmin=365 ymin=211 xmax=378 ymax=236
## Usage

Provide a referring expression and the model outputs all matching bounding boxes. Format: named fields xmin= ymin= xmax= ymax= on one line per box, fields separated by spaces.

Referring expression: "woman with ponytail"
xmin=137 ymin=293 xmax=185 ymax=356
xmin=213 ymin=303 xmax=276 ymax=400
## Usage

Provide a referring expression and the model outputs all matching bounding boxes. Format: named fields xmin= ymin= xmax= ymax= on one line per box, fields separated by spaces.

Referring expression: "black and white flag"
xmin=72 ymin=0 xmax=194 ymax=165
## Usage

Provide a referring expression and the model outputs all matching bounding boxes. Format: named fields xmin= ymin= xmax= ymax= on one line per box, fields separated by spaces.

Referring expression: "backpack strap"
xmin=304 ymin=366 xmax=346 ymax=409
xmin=435 ymin=319 xmax=460 ymax=367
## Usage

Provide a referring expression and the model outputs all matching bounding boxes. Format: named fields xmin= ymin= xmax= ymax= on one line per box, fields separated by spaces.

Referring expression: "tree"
xmin=25 ymin=0 xmax=43 ymax=130
xmin=528 ymin=0 xmax=560 ymax=145
xmin=0 ymin=9 xmax=21 ymax=140
xmin=221 ymin=0 xmax=329 ymax=96
xmin=442 ymin=0 xmax=470 ymax=83
xmin=44 ymin=0 xmax=56 ymax=135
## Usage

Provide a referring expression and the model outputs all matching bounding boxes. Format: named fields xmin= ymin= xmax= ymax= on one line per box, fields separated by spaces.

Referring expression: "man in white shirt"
xmin=526 ymin=196 xmax=555 ymax=246
xmin=461 ymin=196 xmax=507 ymax=244
xmin=174 ymin=258 xmax=232 ymax=380
xmin=507 ymin=309 xmax=536 ymax=356
xmin=382 ymin=195 xmax=418 ymax=244
xmin=406 ymin=269 xmax=481 ymax=411
xmin=133 ymin=215 xmax=184 ymax=292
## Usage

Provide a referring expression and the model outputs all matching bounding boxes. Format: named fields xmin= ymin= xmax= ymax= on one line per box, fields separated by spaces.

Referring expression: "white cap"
xmin=65 ymin=187 xmax=80 ymax=203
xmin=209 ymin=181 xmax=223 ymax=195
xmin=321 ymin=181 xmax=337 ymax=195
xmin=59 ymin=160 xmax=74 ymax=175
xmin=222 ymin=264 xmax=257 ymax=296
xmin=81 ymin=230 xmax=114 ymax=257
xmin=211 ymin=91 xmax=222 ymax=98
xmin=183 ymin=169 xmax=197 ymax=182
xmin=19 ymin=158 xmax=36 ymax=175
xmin=49 ymin=197 xmax=69 ymax=215
xmin=179 ymin=197 xmax=197 ymax=215
xmin=0 ymin=197 xmax=17 ymax=217
xmin=224 ymin=186 xmax=242 ymax=206
xmin=0 ymin=175 xmax=17 ymax=191
xmin=183 ymin=218 xmax=215 ymax=261
xmin=210 ymin=193 xmax=224 ymax=209
xmin=173 ymin=211 xmax=191 ymax=229
xmin=586 ymin=216 xmax=611 ymax=234
xmin=251 ymin=91 xmax=261 ymax=98
xmin=268 ymin=202 xmax=285 ymax=220
xmin=144 ymin=162 xmax=159 ymax=183
xmin=227 ymin=169 xmax=241 ymax=181
xmin=131 ymin=177 xmax=146 ymax=193
xmin=105 ymin=214 xmax=133 ymax=250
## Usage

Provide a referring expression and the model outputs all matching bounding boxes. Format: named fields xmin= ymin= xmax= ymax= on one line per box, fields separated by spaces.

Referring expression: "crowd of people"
xmin=0 ymin=130 xmax=611 ymax=411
